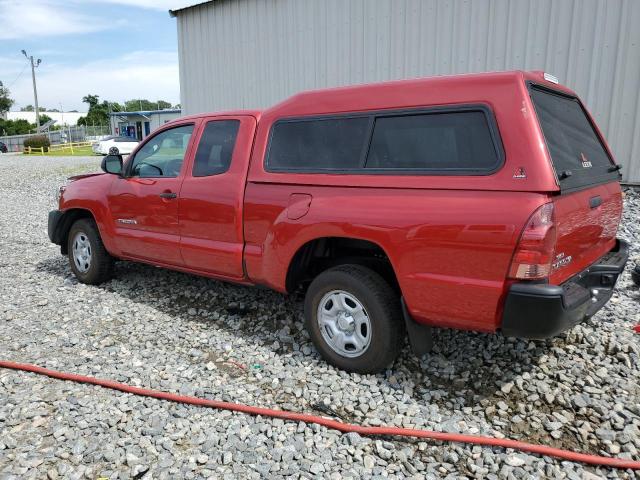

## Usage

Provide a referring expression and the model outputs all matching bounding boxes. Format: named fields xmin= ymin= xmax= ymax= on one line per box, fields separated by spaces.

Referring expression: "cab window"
xmin=129 ymin=125 xmax=194 ymax=178
xmin=192 ymin=120 xmax=240 ymax=176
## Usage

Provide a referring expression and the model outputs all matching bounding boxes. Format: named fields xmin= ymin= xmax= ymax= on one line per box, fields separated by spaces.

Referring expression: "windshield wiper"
xmin=608 ymin=163 xmax=622 ymax=172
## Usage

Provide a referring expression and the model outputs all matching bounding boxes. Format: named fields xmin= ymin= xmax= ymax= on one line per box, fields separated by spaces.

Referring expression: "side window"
xmin=129 ymin=124 xmax=194 ymax=178
xmin=365 ymin=111 xmax=500 ymax=171
xmin=267 ymin=117 xmax=369 ymax=171
xmin=192 ymin=120 xmax=240 ymax=177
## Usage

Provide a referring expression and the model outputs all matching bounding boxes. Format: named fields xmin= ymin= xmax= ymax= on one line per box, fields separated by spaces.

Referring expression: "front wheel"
xmin=67 ymin=218 xmax=114 ymax=285
xmin=304 ymin=264 xmax=405 ymax=373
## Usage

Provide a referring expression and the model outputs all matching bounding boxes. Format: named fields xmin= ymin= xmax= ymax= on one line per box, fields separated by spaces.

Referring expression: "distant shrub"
xmin=23 ymin=135 xmax=51 ymax=152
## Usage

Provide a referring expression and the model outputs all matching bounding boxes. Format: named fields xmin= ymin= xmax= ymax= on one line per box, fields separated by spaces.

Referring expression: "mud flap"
xmin=632 ymin=264 xmax=640 ymax=286
xmin=401 ymin=298 xmax=433 ymax=356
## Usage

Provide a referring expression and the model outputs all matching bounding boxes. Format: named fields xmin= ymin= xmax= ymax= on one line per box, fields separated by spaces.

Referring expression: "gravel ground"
xmin=0 ymin=155 xmax=639 ymax=480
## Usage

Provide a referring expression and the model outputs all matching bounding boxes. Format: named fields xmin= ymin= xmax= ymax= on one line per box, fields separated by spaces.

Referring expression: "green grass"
xmin=23 ymin=146 xmax=95 ymax=157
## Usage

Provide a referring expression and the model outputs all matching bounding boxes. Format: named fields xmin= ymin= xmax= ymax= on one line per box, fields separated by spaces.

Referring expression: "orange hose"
xmin=1 ymin=360 xmax=638 ymax=470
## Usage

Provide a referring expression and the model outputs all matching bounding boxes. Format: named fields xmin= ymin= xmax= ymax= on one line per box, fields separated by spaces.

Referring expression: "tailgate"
xmin=550 ymin=181 xmax=622 ymax=285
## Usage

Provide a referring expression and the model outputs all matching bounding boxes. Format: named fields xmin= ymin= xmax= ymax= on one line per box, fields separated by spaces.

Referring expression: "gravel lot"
xmin=0 ymin=155 xmax=639 ymax=479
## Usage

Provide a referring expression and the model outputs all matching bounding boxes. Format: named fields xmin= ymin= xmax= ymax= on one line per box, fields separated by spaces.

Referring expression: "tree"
xmin=0 ymin=118 xmax=34 ymax=135
xmin=124 ymin=99 xmax=173 ymax=111
xmin=82 ymin=94 xmax=100 ymax=109
xmin=77 ymin=94 xmax=112 ymax=126
xmin=0 ymin=81 xmax=14 ymax=115
xmin=21 ymin=105 xmax=48 ymax=112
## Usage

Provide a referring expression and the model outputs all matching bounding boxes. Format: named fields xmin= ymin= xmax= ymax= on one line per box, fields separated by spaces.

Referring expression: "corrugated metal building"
xmin=171 ymin=0 xmax=640 ymax=183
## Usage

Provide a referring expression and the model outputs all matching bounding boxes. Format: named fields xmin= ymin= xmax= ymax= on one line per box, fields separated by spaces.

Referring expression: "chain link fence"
xmin=83 ymin=125 xmax=111 ymax=138
xmin=1 ymin=125 xmax=111 ymax=153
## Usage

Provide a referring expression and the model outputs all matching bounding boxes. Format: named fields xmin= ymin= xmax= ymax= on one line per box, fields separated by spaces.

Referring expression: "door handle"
xmin=159 ymin=191 xmax=177 ymax=199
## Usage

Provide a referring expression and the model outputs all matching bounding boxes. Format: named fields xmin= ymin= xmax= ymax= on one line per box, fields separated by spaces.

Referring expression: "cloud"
xmin=9 ymin=51 xmax=180 ymax=111
xmin=0 ymin=0 xmax=115 ymax=40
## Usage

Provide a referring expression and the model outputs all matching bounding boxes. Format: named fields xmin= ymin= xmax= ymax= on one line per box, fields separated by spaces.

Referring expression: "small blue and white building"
xmin=109 ymin=109 xmax=182 ymax=141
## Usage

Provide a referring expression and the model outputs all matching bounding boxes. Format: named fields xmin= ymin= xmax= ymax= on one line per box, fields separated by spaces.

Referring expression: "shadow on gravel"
xmin=38 ymin=255 xmax=604 ymax=454
xmin=37 ymin=255 xmax=547 ymax=407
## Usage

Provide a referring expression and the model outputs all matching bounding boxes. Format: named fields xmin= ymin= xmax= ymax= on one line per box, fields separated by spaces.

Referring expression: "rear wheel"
xmin=304 ymin=264 xmax=404 ymax=373
xmin=67 ymin=218 xmax=114 ymax=285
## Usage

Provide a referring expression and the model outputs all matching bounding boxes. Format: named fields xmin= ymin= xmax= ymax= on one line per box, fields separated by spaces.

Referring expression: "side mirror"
xmin=101 ymin=154 xmax=123 ymax=175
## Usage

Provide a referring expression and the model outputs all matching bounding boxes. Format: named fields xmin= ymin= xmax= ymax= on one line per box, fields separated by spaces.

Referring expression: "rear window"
xmin=366 ymin=111 xmax=500 ymax=171
xmin=530 ymin=86 xmax=618 ymax=189
xmin=267 ymin=117 xmax=369 ymax=171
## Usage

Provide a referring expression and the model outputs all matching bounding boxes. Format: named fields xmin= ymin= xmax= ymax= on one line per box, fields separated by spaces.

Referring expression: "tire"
xmin=67 ymin=218 xmax=114 ymax=285
xmin=304 ymin=264 xmax=405 ymax=373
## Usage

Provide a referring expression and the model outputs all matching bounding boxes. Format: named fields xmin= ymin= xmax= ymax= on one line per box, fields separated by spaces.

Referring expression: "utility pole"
xmin=21 ymin=50 xmax=42 ymax=132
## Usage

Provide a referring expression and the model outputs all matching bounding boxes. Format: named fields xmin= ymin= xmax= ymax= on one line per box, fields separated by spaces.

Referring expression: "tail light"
xmin=508 ymin=203 xmax=556 ymax=280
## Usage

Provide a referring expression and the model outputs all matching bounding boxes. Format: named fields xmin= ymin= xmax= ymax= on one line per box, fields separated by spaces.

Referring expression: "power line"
xmin=5 ymin=64 xmax=28 ymax=89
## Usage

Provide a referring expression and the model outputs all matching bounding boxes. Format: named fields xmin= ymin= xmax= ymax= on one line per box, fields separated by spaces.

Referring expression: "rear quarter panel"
xmin=244 ymin=184 xmax=546 ymax=331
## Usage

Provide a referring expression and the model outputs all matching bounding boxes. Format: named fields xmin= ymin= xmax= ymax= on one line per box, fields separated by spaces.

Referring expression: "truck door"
xmin=107 ymin=122 xmax=198 ymax=265
xmin=178 ymin=115 xmax=257 ymax=279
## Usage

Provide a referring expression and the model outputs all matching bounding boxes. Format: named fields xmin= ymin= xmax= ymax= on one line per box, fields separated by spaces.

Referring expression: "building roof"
xmin=169 ymin=1 xmax=212 ymax=17
xmin=109 ymin=109 xmax=182 ymax=117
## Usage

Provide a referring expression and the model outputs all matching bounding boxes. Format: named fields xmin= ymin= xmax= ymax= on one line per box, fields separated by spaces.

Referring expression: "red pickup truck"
xmin=49 ymin=71 xmax=628 ymax=373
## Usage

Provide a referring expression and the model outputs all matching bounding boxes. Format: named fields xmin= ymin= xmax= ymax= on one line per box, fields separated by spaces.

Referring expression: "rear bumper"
xmin=502 ymin=239 xmax=629 ymax=339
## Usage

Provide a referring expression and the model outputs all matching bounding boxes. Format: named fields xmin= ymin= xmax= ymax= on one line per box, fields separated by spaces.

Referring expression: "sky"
xmin=0 ymin=0 xmax=196 ymax=112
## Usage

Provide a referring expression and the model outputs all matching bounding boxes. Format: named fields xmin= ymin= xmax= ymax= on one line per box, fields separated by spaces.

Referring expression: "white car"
xmin=92 ymin=136 xmax=139 ymax=155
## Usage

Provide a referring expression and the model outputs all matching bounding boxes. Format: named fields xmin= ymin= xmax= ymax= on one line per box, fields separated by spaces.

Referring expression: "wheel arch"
xmin=285 ymin=236 xmax=401 ymax=294
xmin=55 ymin=208 xmax=98 ymax=255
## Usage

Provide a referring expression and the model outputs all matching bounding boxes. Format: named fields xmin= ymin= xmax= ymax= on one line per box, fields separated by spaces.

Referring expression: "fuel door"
xmin=286 ymin=193 xmax=312 ymax=220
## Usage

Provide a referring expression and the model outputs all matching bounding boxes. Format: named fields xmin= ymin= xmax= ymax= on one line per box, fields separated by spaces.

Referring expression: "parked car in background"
xmin=92 ymin=136 xmax=139 ymax=155
xmin=49 ymin=71 xmax=628 ymax=373
xmin=0 ymin=141 xmax=8 ymax=153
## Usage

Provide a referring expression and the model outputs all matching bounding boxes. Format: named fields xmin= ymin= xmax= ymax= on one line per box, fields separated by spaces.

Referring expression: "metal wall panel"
xmin=175 ymin=0 xmax=640 ymax=182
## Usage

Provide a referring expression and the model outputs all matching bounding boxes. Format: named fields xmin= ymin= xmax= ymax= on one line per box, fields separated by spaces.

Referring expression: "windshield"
xmin=530 ymin=86 xmax=618 ymax=190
